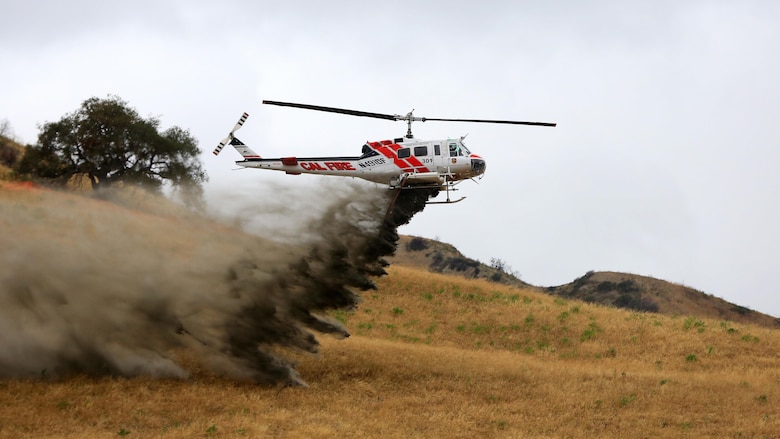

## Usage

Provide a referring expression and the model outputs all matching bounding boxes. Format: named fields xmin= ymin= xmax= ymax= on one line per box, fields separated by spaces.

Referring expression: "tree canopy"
xmin=16 ymin=96 xmax=207 ymax=197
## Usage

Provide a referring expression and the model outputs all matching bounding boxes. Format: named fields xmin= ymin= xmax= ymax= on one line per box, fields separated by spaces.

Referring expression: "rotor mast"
xmin=397 ymin=110 xmax=425 ymax=138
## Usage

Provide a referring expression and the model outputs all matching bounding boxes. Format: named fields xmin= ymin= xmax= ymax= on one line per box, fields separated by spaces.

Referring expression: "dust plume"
xmin=0 ymin=181 xmax=436 ymax=385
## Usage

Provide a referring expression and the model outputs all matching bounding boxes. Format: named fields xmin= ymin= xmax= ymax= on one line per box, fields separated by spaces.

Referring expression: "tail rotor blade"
xmin=214 ymin=112 xmax=250 ymax=156
xmin=232 ymin=112 xmax=249 ymax=132
xmin=213 ymin=136 xmax=232 ymax=155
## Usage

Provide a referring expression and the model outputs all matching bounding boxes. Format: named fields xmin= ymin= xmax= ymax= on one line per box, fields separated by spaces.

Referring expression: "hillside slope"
xmin=1 ymin=184 xmax=779 ymax=437
xmin=2 ymin=264 xmax=779 ymax=438
xmin=391 ymin=235 xmax=531 ymax=288
xmin=391 ymin=235 xmax=779 ymax=328
xmin=548 ymin=270 xmax=780 ymax=328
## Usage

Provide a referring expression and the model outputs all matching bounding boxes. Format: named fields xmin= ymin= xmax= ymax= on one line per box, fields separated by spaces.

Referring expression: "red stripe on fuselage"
xmin=369 ymin=140 xmax=430 ymax=173
xmin=370 ymin=141 xmax=410 ymax=171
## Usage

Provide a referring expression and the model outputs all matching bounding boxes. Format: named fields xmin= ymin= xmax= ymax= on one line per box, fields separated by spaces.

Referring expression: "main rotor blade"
xmin=424 ymin=117 xmax=556 ymax=127
xmin=262 ymin=100 xmax=397 ymax=121
xmin=263 ymin=100 xmax=556 ymax=127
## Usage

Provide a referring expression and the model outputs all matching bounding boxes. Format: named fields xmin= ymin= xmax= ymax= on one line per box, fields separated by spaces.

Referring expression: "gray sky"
xmin=2 ymin=0 xmax=779 ymax=317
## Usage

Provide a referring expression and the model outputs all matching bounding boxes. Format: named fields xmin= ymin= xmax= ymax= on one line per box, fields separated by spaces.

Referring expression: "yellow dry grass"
xmin=1 ymin=265 xmax=779 ymax=438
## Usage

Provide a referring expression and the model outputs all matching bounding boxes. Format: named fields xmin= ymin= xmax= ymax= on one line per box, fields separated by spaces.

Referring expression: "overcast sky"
xmin=2 ymin=0 xmax=779 ymax=317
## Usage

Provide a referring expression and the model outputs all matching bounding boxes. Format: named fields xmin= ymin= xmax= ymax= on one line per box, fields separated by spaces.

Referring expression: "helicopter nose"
xmin=470 ymin=157 xmax=486 ymax=175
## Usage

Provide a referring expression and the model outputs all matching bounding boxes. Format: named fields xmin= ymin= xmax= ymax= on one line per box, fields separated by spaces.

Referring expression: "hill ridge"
xmin=390 ymin=235 xmax=780 ymax=329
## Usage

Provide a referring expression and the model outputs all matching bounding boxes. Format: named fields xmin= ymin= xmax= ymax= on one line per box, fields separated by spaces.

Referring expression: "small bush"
xmin=617 ymin=280 xmax=639 ymax=293
xmin=580 ymin=321 xmax=602 ymax=342
xmin=614 ymin=294 xmax=659 ymax=313
xmin=597 ymin=281 xmax=617 ymax=292
xmin=0 ymin=138 xmax=19 ymax=167
xmin=619 ymin=394 xmax=637 ymax=407
xmin=741 ymin=334 xmax=759 ymax=343
xmin=683 ymin=317 xmax=706 ymax=332
xmin=407 ymin=237 xmax=429 ymax=251
xmin=448 ymin=257 xmax=479 ymax=272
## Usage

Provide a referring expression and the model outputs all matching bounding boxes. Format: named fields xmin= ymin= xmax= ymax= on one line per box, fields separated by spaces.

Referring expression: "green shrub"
xmin=407 ymin=237 xmax=428 ymax=251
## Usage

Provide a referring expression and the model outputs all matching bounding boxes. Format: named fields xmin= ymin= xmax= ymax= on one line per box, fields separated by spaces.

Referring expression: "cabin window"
xmin=413 ymin=146 xmax=428 ymax=157
xmin=434 ymin=144 xmax=440 ymax=156
xmin=397 ymin=148 xmax=410 ymax=159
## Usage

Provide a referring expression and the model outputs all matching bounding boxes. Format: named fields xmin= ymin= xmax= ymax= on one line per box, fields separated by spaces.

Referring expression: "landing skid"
xmin=427 ymin=196 xmax=466 ymax=205
xmin=426 ymin=180 xmax=463 ymax=205
xmin=425 ymin=197 xmax=466 ymax=204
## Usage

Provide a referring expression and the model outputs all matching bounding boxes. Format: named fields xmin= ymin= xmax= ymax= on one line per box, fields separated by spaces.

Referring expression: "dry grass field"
xmin=1 ymin=184 xmax=779 ymax=438
xmin=3 ymin=269 xmax=779 ymax=438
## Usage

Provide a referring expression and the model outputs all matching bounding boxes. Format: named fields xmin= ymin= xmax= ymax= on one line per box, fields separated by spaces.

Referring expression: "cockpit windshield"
xmin=448 ymin=141 xmax=471 ymax=157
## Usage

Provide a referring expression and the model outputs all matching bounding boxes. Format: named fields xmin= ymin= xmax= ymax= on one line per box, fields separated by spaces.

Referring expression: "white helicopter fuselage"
xmin=233 ymin=136 xmax=486 ymax=188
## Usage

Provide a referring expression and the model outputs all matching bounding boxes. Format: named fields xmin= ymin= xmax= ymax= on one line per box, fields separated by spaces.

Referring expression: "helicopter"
xmin=214 ymin=100 xmax=556 ymax=203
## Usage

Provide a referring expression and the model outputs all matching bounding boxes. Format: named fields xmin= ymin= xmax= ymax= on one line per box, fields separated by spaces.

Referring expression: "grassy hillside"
xmin=392 ymin=235 xmax=779 ymax=329
xmin=1 ymin=185 xmax=779 ymax=438
xmin=2 ymin=265 xmax=779 ymax=437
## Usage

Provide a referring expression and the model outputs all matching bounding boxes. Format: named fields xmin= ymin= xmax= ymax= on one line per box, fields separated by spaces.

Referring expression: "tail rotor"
xmin=213 ymin=112 xmax=249 ymax=155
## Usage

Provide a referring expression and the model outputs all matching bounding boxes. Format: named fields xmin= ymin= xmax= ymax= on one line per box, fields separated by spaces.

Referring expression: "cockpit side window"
xmin=449 ymin=143 xmax=458 ymax=157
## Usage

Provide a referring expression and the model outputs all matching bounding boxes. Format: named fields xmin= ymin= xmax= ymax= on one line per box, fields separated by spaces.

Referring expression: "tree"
xmin=0 ymin=119 xmax=18 ymax=168
xmin=490 ymin=257 xmax=521 ymax=280
xmin=15 ymin=96 xmax=207 ymax=198
xmin=0 ymin=118 xmax=13 ymax=139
